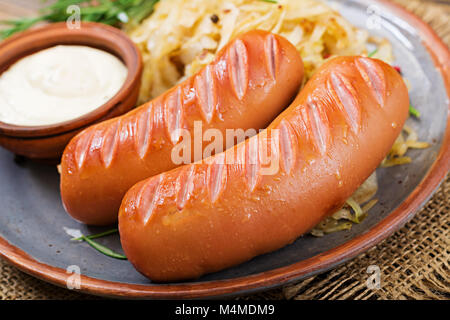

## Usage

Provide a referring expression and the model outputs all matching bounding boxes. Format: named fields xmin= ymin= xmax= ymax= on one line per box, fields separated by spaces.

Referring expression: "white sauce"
xmin=0 ymin=45 xmax=128 ymax=126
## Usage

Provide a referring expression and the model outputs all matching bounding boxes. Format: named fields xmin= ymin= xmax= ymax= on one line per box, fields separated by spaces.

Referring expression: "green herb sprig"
xmin=409 ymin=104 xmax=421 ymax=118
xmin=71 ymin=228 xmax=119 ymax=241
xmin=1 ymin=0 xmax=159 ymax=40
xmin=367 ymin=49 xmax=378 ymax=58
xmin=72 ymin=228 xmax=126 ymax=260
xmin=81 ymin=235 xmax=127 ymax=260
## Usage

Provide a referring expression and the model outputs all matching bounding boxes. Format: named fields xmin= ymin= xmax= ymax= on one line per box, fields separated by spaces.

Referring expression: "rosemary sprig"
xmin=81 ymin=235 xmax=127 ymax=260
xmin=71 ymin=228 xmax=118 ymax=241
xmin=1 ymin=0 xmax=159 ymax=40
xmin=72 ymin=228 xmax=126 ymax=260
xmin=0 ymin=17 xmax=44 ymax=39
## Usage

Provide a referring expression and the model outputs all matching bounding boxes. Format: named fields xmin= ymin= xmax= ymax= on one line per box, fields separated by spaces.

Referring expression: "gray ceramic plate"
xmin=0 ymin=0 xmax=449 ymax=299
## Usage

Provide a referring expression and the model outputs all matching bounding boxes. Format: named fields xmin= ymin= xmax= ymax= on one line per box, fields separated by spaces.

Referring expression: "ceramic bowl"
xmin=0 ymin=22 xmax=142 ymax=161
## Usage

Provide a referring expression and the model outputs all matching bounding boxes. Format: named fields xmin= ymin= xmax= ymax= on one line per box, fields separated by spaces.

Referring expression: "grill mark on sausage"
xmin=195 ymin=65 xmax=217 ymax=123
xmin=165 ymin=87 xmax=184 ymax=144
xmin=75 ymin=129 xmax=94 ymax=169
xmin=118 ymin=117 xmax=135 ymax=145
xmin=307 ymin=100 xmax=330 ymax=155
xmin=355 ymin=57 xmax=386 ymax=107
xmin=135 ymin=107 xmax=153 ymax=160
xmin=228 ymin=39 xmax=249 ymax=100
xmin=291 ymin=108 xmax=311 ymax=143
xmin=182 ymin=83 xmax=196 ymax=106
xmin=329 ymin=72 xmax=361 ymax=133
xmin=101 ymin=121 xmax=120 ymax=168
xmin=245 ymin=136 xmax=260 ymax=192
xmin=139 ymin=174 xmax=164 ymax=225
xmin=264 ymin=34 xmax=280 ymax=80
xmin=152 ymin=99 xmax=166 ymax=144
xmin=278 ymin=120 xmax=296 ymax=174
xmin=177 ymin=165 xmax=195 ymax=210
xmin=207 ymin=153 xmax=227 ymax=203
xmin=89 ymin=129 xmax=103 ymax=152
xmin=231 ymin=143 xmax=246 ymax=173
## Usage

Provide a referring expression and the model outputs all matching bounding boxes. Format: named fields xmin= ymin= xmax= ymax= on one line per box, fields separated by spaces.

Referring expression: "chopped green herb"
xmin=367 ymin=49 xmax=378 ymax=58
xmin=409 ymin=104 xmax=421 ymax=118
xmin=260 ymin=0 xmax=278 ymax=3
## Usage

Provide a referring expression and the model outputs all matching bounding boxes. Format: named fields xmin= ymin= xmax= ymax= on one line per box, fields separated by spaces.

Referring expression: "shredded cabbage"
xmin=311 ymin=172 xmax=379 ymax=237
xmin=127 ymin=0 xmax=392 ymax=104
xmin=382 ymin=125 xmax=430 ymax=168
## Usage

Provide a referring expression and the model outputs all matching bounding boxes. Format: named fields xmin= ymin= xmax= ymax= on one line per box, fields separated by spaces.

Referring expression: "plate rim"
xmin=0 ymin=0 xmax=449 ymax=299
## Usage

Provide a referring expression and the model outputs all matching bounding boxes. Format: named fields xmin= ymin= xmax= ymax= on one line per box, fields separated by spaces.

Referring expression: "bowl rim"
xmin=0 ymin=0 xmax=449 ymax=299
xmin=0 ymin=22 xmax=142 ymax=138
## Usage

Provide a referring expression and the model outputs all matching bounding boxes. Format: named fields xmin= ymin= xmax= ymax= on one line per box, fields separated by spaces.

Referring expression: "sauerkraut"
xmin=311 ymin=172 xmax=379 ymax=237
xmin=127 ymin=0 xmax=393 ymax=104
xmin=382 ymin=125 xmax=430 ymax=168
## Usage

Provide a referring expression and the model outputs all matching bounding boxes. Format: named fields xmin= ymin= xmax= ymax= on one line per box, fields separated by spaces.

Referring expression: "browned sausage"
xmin=118 ymin=56 xmax=409 ymax=282
xmin=60 ymin=30 xmax=304 ymax=225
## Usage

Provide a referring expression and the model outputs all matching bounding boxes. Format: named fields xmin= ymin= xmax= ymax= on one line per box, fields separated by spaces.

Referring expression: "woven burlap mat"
xmin=1 ymin=0 xmax=449 ymax=300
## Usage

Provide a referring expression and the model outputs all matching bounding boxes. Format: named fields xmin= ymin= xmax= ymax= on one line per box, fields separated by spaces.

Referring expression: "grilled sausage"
xmin=118 ymin=56 xmax=409 ymax=281
xmin=60 ymin=30 xmax=304 ymax=225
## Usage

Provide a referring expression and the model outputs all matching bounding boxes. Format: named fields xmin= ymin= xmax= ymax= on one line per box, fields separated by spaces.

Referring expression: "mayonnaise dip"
xmin=0 ymin=45 xmax=128 ymax=126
